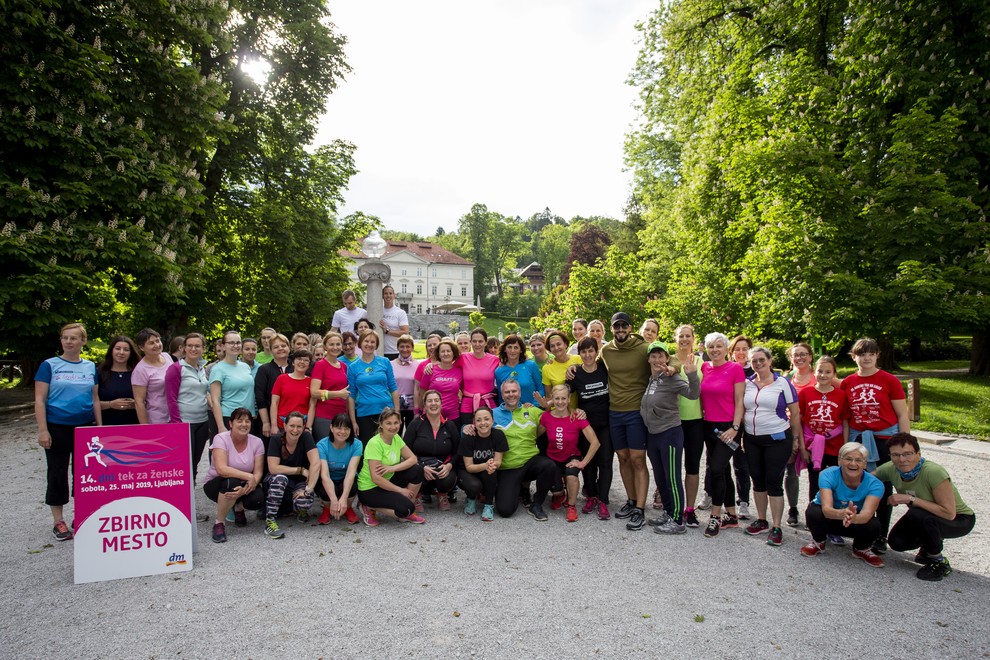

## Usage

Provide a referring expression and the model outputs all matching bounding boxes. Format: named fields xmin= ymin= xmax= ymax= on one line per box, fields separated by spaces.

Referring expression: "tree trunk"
xmin=970 ymin=328 xmax=990 ymax=376
xmin=908 ymin=336 xmax=922 ymax=362
xmin=877 ymin=337 xmax=899 ymax=372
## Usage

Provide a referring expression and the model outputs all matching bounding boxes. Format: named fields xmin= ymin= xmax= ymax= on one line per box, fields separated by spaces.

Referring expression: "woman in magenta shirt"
xmin=419 ymin=338 xmax=463 ymax=421
xmin=698 ymin=331 xmax=744 ymax=539
xmin=455 ymin=328 xmax=501 ymax=427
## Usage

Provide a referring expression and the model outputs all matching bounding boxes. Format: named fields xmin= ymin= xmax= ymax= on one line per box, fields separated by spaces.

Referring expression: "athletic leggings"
xmin=805 ymin=503 xmax=881 ymax=550
xmin=316 ymin=478 xmax=357 ymax=501
xmin=682 ymin=419 xmax=705 ymax=476
xmin=733 ymin=445 xmax=751 ymax=504
xmin=263 ymin=473 xmax=310 ymax=518
xmin=457 ymin=467 xmax=498 ymax=502
xmin=807 ymin=455 xmax=840 ymax=501
xmin=189 ymin=420 xmax=210 ymax=481
xmin=887 ymin=506 xmax=976 ymax=555
xmin=356 ymin=415 xmax=380 ymax=446
xmin=419 ymin=464 xmax=457 ymax=496
xmin=495 ymin=455 xmax=557 ymax=518
xmin=580 ymin=419 xmax=613 ymax=503
xmin=357 ymin=464 xmax=424 ymax=518
xmin=702 ymin=421 xmax=735 ymax=508
xmin=203 ymin=477 xmax=265 ymax=510
xmin=45 ymin=421 xmax=88 ymax=506
xmin=647 ymin=426 xmax=685 ymax=523
xmin=744 ymin=430 xmax=792 ymax=497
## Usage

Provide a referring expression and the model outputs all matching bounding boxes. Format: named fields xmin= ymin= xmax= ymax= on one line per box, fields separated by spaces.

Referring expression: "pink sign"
xmin=73 ymin=423 xmax=194 ymax=584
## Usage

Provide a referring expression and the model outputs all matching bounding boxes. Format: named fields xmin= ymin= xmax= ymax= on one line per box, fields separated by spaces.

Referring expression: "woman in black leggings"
xmin=356 ymin=408 xmax=425 ymax=526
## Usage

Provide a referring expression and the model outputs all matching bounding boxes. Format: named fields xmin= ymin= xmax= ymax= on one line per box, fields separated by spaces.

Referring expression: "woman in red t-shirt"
xmin=798 ymin=356 xmax=849 ymax=500
xmin=270 ymin=349 xmax=316 ymax=431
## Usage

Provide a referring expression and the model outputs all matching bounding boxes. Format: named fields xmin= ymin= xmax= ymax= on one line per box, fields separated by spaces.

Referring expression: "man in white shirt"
xmin=330 ymin=290 xmax=366 ymax=333
xmin=379 ymin=285 xmax=410 ymax=359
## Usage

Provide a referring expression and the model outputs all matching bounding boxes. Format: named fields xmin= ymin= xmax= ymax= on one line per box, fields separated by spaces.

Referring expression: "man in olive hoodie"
xmin=600 ymin=312 xmax=651 ymax=530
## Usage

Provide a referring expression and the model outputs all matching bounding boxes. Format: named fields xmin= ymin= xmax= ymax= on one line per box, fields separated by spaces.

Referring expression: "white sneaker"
xmin=737 ymin=501 xmax=751 ymax=520
xmin=697 ymin=493 xmax=712 ymax=510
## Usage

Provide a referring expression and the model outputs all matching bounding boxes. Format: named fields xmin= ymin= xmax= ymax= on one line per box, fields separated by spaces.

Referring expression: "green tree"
xmin=531 ymin=223 xmax=571 ymax=289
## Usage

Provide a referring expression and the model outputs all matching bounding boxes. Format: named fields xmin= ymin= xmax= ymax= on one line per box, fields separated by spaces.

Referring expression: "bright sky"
xmin=315 ymin=0 xmax=656 ymax=237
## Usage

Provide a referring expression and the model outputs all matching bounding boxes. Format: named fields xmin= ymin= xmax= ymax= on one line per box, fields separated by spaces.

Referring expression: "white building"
xmin=342 ymin=240 xmax=475 ymax=314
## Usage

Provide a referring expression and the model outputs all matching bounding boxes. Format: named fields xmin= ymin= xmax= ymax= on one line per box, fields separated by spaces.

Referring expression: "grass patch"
xmin=895 ymin=360 xmax=969 ymax=372
xmin=0 ymin=377 xmax=22 ymax=390
xmin=911 ymin=376 xmax=990 ymax=440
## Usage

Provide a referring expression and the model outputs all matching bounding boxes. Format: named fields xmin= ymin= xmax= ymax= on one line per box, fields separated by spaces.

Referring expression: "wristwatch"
xmin=908 ymin=495 xmax=916 ymax=507
xmin=731 ymin=424 xmax=740 ymax=432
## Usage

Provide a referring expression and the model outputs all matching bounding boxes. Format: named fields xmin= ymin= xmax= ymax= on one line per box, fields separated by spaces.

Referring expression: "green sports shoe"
xmin=264 ymin=518 xmax=285 ymax=540
xmin=464 ymin=498 xmax=477 ymax=515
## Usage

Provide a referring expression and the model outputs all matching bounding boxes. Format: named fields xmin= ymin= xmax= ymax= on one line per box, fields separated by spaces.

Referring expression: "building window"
xmin=461 ymin=286 xmax=467 ymax=297
xmin=431 ymin=285 xmax=437 ymax=295
xmin=432 ymin=268 xmax=438 ymax=278
xmin=416 ymin=305 xmax=422 ymax=314
xmin=447 ymin=268 xmax=453 ymax=278
xmin=461 ymin=269 xmax=467 ymax=280
xmin=416 ymin=284 xmax=422 ymax=295
xmin=446 ymin=286 xmax=452 ymax=296
xmin=401 ymin=283 xmax=407 ymax=293
xmin=417 ymin=268 xmax=422 ymax=277
xmin=401 ymin=268 xmax=407 ymax=276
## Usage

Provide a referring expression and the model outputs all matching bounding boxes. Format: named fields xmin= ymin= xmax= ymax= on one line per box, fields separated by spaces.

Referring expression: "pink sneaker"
xmin=414 ymin=494 xmax=424 ymax=512
xmin=359 ymin=504 xmax=379 ymax=527
xmin=582 ymin=496 xmax=598 ymax=515
xmin=597 ymin=501 xmax=611 ymax=520
xmin=401 ymin=513 xmax=426 ymax=524
xmin=438 ymin=494 xmax=451 ymax=511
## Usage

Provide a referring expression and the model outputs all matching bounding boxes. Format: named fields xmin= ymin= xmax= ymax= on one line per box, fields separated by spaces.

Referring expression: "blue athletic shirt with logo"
xmin=36 ymin=356 xmax=98 ymax=425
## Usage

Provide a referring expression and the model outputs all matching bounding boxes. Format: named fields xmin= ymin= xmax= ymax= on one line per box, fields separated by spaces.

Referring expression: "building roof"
xmin=517 ymin=262 xmax=543 ymax=276
xmin=342 ymin=240 xmax=473 ymax=266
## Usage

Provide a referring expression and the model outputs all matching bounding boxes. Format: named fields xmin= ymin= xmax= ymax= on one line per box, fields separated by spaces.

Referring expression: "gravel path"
xmin=3 ymin=408 xmax=988 ymax=659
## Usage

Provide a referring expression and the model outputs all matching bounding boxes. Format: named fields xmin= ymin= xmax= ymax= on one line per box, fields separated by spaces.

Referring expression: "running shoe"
xmin=626 ymin=509 xmax=645 ymax=531
xmin=914 ymin=550 xmax=934 ymax=565
xmin=318 ymin=506 xmax=332 ymax=525
xmin=464 ymin=498 xmax=477 ymax=515
xmin=704 ymin=517 xmax=720 ymax=538
xmin=566 ymin=505 xmax=578 ymax=522
xmin=597 ymin=501 xmax=611 ymax=521
xmin=360 ymin=504 xmax=379 ymax=527
xmin=296 ymin=510 xmax=310 ymax=524
xmin=400 ymin=513 xmax=426 ymax=524
xmin=745 ymin=519 xmax=770 ymax=536
xmin=233 ymin=508 xmax=247 ymax=527
xmin=766 ymin=526 xmax=783 ymax=546
xmin=737 ymin=501 xmax=751 ymax=520
xmin=648 ymin=510 xmax=672 ymax=527
xmin=481 ymin=504 xmax=495 ymax=522
xmin=519 ymin=484 xmax=533 ymax=507
xmin=871 ymin=536 xmax=888 ymax=555
xmin=652 ymin=489 xmax=663 ymax=510
xmin=721 ymin=514 xmax=739 ymax=529
xmin=344 ymin=506 xmax=360 ymax=524
xmin=697 ymin=493 xmax=712 ymax=510
xmin=438 ymin=494 xmax=451 ymax=511
xmin=786 ymin=508 xmax=799 ymax=527
xmin=654 ymin=519 xmax=687 ymax=535
xmin=852 ymin=547 xmax=885 ymax=567
xmin=582 ymin=496 xmax=598 ymax=515
xmin=800 ymin=541 xmax=825 ymax=557
xmin=684 ymin=509 xmax=700 ymax=528
xmin=528 ymin=502 xmax=548 ymax=522
xmin=52 ymin=520 xmax=73 ymax=542
xmin=551 ymin=491 xmax=567 ymax=510
xmin=917 ymin=557 xmax=951 ymax=581
xmin=827 ymin=534 xmax=846 ymax=546
xmin=212 ymin=522 xmax=227 ymax=543
xmin=615 ymin=500 xmax=636 ymax=519
xmin=264 ymin=518 xmax=285 ymax=539
xmin=196 ymin=512 xmax=210 ymax=523
xmin=225 ymin=509 xmax=236 ymax=523
xmin=414 ymin=494 xmax=424 ymax=513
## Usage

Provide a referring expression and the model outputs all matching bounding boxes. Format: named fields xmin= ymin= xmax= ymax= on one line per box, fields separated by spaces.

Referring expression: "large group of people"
xmin=33 ymin=293 xmax=976 ymax=581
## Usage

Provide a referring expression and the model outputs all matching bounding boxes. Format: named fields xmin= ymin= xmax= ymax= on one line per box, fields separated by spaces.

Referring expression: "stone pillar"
xmin=358 ymin=261 xmax=390 ymax=356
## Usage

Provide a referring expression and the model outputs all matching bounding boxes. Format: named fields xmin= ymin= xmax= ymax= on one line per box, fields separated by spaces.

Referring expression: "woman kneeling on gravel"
xmin=874 ymin=433 xmax=976 ymax=581
xmin=800 ymin=442 xmax=885 ymax=567
xmin=203 ymin=408 xmax=265 ymax=543
xmin=261 ymin=412 xmax=320 ymax=540
xmin=356 ymin=408 xmax=426 ymax=526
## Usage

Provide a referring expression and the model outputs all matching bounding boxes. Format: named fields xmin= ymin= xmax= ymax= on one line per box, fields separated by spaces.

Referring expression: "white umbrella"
xmin=457 ymin=304 xmax=482 ymax=312
xmin=433 ymin=301 xmax=469 ymax=312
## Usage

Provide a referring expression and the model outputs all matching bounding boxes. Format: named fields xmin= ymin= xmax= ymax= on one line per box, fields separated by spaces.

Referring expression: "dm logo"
xmin=166 ymin=552 xmax=188 ymax=567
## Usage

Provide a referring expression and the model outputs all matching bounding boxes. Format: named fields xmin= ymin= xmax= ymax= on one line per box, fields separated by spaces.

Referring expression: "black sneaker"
xmin=614 ymin=500 xmax=636 ymax=519
xmin=527 ymin=502 xmax=548 ymax=522
xmin=786 ymin=508 xmax=799 ymax=527
xmin=917 ymin=557 xmax=952 ymax=581
xmin=626 ymin=509 xmax=645 ymax=531
xmin=212 ymin=522 xmax=227 ymax=543
xmin=721 ymin=514 xmax=739 ymax=529
xmin=871 ymin=536 xmax=888 ymax=555
xmin=233 ymin=508 xmax=247 ymax=527
xmin=519 ymin=483 xmax=533 ymax=507
xmin=914 ymin=550 xmax=934 ymax=565
xmin=684 ymin=509 xmax=700 ymax=528
xmin=704 ymin=517 xmax=721 ymax=538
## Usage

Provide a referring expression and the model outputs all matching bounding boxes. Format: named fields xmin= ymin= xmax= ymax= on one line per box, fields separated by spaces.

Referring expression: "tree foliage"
xmin=622 ymin=0 xmax=990 ymax=371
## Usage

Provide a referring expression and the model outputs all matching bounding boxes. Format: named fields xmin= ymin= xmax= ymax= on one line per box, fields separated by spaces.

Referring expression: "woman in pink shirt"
xmin=456 ymin=328 xmax=501 ymax=428
xmin=418 ymin=339 xmax=463 ymax=421
xmin=132 ymin=328 xmax=174 ymax=424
